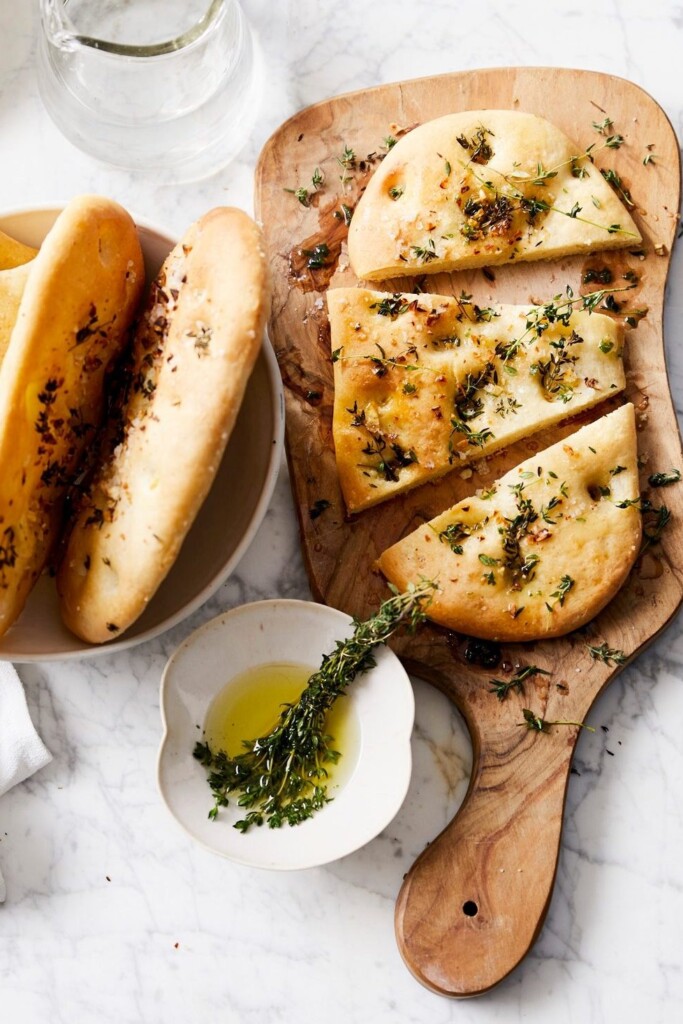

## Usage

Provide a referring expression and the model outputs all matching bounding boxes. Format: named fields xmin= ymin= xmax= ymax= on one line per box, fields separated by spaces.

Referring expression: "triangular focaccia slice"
xmin=348 ymin=110 xmax=641 ymax=280
xmin=330 ymin=288 xmax=625 ymax=512
xmin=377 ymin=404 xmax=641 ymax=642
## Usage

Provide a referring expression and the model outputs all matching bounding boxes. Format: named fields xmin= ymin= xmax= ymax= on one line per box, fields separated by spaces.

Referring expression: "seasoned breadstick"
xmin=0 ymin=196 xmax=144 ymax=637
xmin=58 ymin=207 xmax=269 ymax=643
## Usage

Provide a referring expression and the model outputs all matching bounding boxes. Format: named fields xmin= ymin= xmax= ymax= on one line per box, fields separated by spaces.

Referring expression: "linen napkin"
xmin=0 ymin=662 xmax=52 ymax=902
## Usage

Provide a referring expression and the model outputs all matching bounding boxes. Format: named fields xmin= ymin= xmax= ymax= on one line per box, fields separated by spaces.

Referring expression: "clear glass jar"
xmin=37 ymin=0 xmax=260 ymax=180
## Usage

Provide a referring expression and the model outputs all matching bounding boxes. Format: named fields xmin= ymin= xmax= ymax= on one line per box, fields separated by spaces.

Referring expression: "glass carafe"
xmin=37 ymin=0 xmax=260 ymax=180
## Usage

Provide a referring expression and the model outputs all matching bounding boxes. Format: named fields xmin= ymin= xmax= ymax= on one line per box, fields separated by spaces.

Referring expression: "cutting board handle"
xmin=395 ymin=716 xmax=577 ymax=996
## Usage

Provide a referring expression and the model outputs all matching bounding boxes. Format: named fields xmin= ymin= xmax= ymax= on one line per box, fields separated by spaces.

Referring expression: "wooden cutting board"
xmin=254 ymin=67 xmax=682 ymax=997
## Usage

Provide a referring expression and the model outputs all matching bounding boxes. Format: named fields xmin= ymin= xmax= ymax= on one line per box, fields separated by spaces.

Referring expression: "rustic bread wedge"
xmin=330 ymin=287 xmax=625 ymax=512
xmin=377 ymin=403 xmax=641 ymax=641
xmin=348 ymin=110 xmax=641 ymax=280
xmin=58 ymin=208 xmax=269 ymax=643
xmin=0 ymin=196 xmax=144 ymax=638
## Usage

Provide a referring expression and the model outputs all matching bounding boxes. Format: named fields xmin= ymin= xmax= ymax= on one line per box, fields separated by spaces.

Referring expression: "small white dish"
xmin=157 ymin=600 xmax=415 ymax=870
xmin=0 ymin=205 xmax=284 ymax=661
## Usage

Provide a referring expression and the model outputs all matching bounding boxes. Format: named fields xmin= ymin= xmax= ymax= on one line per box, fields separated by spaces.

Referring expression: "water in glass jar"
xmin=38 ymin=0 xmax=260 ymax=179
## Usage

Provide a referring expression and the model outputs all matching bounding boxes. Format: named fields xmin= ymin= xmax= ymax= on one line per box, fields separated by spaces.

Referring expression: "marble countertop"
xmin=1 ymin=1 xmax=683 ymax=1021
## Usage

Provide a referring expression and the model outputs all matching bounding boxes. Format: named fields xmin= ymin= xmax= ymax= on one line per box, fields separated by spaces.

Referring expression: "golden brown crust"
xmin=0 ymin=196 xmax=145 ymax=637
xmin=329 ymin=288 xmax=626 ymax=512
xmin=347 ymin=110 xmax=642 ymax=280
xmin=57 ymin=207 xmax=270 ymax=644
xmin=377 ymin=404 xmax=641 ymax=641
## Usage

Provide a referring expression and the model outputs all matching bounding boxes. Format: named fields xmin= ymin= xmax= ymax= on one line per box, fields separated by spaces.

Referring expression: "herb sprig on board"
xmin=194 ymin=581 xmax=437 ymax=832
xmin=489 ymin=665 xmax=550 ymax=701
xmin=521 ymin=709 xmax=595 ymax=734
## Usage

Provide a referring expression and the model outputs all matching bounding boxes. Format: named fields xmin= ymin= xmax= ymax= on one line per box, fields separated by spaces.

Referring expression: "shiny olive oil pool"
xmin=203 ymin=662 xmax=360 ymax=792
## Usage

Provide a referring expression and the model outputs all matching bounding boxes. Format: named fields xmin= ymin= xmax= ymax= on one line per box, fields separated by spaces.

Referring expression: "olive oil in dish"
xmin=203 ymin=662 xmax=360 ymax=793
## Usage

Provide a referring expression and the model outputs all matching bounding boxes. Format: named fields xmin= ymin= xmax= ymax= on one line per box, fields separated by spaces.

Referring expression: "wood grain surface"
xmin=254 ymin=67 xmax=682 ymax=997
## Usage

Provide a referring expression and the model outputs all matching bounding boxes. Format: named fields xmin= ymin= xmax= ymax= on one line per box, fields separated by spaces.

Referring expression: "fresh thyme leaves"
xmin=363 ymin=342 xmax=423 ymax=377
xmin=592 ymin=116 xmax=614 ymax=134
xmin=461 ymin=154 xmax=638 ymax=240
xmin=612 ymin=495 xmax=671 ymax=549
xmin=333 ymin=202 xmax=354 ymax=226
xmin=648 ymin=469 xmax=681 ymax=487
xmin=495 ymin=396 xmax=522 ymax=418
xmin=456 ymin=126 xmax=494 ymax=164
xmin=338 ymin=145 xmax=356 ymax=168
xmin=438 ymin=519 xmax=484 ymax=554
xmin=194 ymin=581 xmax=437 ymax=831
xmin=600 ymin=168 xmax=634 ymax=208
xmin=370 ymin=294 xmax=409 ymax=318
xmin=309 ymin=499 xmax=331 ymax=520
xmin=411 ymin=238 xmax=439 ymax=263
xmin=495 ymin=284 xmax=636 ymax=364
xmin=361 ymin=431 xmax=418 ymax=481
xmin=302 ymin=243 xmax=330 ymax=270
xmin=585 ymin=642 xmax=627 ymax=666
xmin=460 ymin=193 xmax=514 ymax=240
xmin=599 ymin=339 xmax=614 ymax=354
xmin=489 ymin=664 xmax=550 ymax=701
xmin=498 ymin=484 xmax=540 ymax=589
xmin=641 ymin=502 xmax=671 ymax=550
xmin=592 ymin=117 xmax=624 ymax=150
xmin=540 ymin=495 xmax=562 ymax=523
xmin=284 ymin=166 xmax=325 ymax=207
xmin=454 ymin=363 xmax=497 ymax=421
xmin=549 ymin=574 xmax=574 ymax=608
xmin=284 ymin=186 xmax=311 ymax=206
xmin=384 ymin=135 xmax=398 ymax=150
xmin=338 ymin=144 xmax=356 ymax=185
xmin=530 ymin=331 xmax=583 ymax=403
xmin=388 ymin=186 xmax=404 ymax=200
xmin=450 ymin=418 xmax=495 ymax=449
xmin=521 ymin=708 xmax=595 ymax=733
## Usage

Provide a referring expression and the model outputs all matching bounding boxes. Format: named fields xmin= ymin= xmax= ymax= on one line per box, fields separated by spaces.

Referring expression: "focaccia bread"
xmin=348 ymin=110 xmax=641 ymax=280
xmin=0 ymin=196 xmax=144 ymax=638
xmin=330 ymin=287 xmax=625 ymax=512
xmin=377 ymin=403 xmax=641 ymax=641
xmin=57 ymin=208 xmax=269 ymax=644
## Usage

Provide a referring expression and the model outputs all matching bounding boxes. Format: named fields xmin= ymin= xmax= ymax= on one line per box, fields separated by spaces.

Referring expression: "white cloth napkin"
xmin=0 ymin=662 xmax=52 ymax=902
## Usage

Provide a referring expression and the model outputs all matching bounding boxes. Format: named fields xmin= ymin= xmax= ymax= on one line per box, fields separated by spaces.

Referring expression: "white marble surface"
xmin=1 ymin=1 xmax=683 ymax=1021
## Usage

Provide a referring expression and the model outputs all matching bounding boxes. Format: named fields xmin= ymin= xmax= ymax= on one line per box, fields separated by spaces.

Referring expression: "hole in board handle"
xmin=462 ymin=900 xmax=478 ymax=917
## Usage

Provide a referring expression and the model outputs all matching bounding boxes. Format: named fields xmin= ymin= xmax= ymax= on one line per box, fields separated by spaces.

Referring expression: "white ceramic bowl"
xmin=0 ymin=206 xmax=284 ymax=660
xmin=157 ymin=600 xmax=415 ymax=870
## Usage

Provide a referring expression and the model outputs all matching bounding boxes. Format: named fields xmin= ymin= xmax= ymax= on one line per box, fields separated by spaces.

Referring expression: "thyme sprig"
xmin=521 ymin=709 xmax=595 ymax=734
xmin=194 ymin=581 xmax=437 ymax=832
xmin=585 ymin=642 xmax=627 ymax=666
xmin=462 ymin=157 xmax=638 ymax=239
xmin=496 ymin=284 xmax=636 ymax=362
xmin=489 ymin=665 xmax=550 ymax=701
